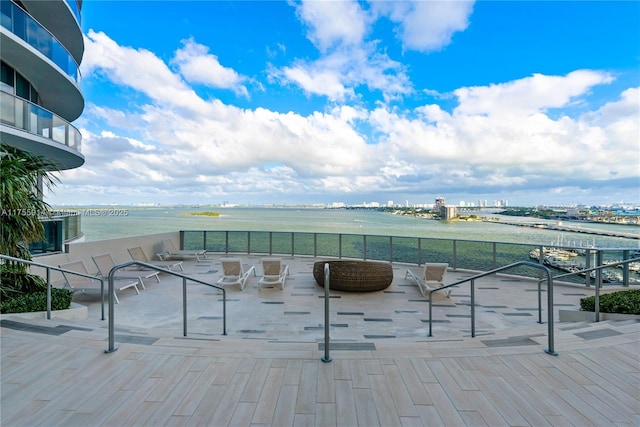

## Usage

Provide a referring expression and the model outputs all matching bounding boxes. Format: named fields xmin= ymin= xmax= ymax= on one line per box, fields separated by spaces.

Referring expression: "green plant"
xmin=580 ymin=289 xmax=640 ymax=315
xmin=1 ymin=143 xmax=58 ymax=261
xmin=1 ymin=288 xmax=73 ymax=314
xmin=0 ymin=266 xmax=47 ymax=297
xmin=1 ymin=143 xmax=59 ymax=299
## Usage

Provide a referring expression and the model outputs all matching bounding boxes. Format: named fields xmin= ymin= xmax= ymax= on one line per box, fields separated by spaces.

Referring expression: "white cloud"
xmin=172 ymin=38 xmax=249 ymax=97
xmin=372 ymin=0 xmax=475 ymax=52
xmin=295 ymin=0 xmax=370 ymax=52
xmin=60 ymin=29 xmax=639 ymax=207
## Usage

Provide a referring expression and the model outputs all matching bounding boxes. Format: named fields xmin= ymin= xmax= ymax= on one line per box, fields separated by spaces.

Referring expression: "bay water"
xmin=70 ymin=206 xmax=638 ymax=250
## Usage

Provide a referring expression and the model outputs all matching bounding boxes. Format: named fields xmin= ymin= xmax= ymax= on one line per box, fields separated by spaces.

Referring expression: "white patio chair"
xmin=258 ymin=258 xmax=289 ymax=290
xmin=216 ymin=258 xmax=255 ymax=291
xmin=404 ymin=262 xmax=450 ymax=297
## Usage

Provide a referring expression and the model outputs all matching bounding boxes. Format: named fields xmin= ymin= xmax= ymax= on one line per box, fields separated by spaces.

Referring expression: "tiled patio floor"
xmin=1 ymin=255 xmax=638 ymax=426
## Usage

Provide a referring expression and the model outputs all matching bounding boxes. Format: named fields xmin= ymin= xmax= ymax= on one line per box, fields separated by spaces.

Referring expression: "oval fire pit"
xmin=313 ymin=260 xmax=393 ymax=292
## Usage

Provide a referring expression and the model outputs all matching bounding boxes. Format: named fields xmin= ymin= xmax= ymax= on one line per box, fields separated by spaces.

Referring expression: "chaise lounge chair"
xmin=216 ymin=258 xmax=255 ymax=290
xmin=404 ymin=262 xmax=450 ymax=297
xmin=59 ymin=260 xmax=139 ymax=304
xmin=92 ymin=253 xmax=160 ymax=290
xmin=127 ymin=246 xmax=184 ymax=272
xmin=258 ymin=258 xmax=289 ymax=290
xmin=160 ymin=239 xmax=207 ymax=262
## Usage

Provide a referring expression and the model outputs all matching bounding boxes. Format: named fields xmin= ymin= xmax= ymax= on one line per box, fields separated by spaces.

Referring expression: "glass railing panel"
xmin=249 ymin=231 xmax=270 ymax=254
xmin=495 ymin=242 xmax=541 ymax=279
xmin=454 ymin=240 xmax=496 ymax=271
xmin=1 ymin=1 xmax=79 ymax=81
xmin=419 ymin=237 xmax=453 ymax=264
xmin=341 ymin=234 xmax=365 ymax=260
xmin=316 ymin=233 xmax=340 ymax=258
xmin=182 ymin=231 xmax=204 ymax=251
xmin=363 ymin=235 xmax=391 ymax=261
xmin=0 ymin=92 xmax=81 ymax=152
xmin=0 ymin=91 xmax=16 ymax=124
xmin=271 ymin=232 xmax=293 ymax=255
xmin=227 ymin=231 xmax=249 ymax=253
xmin=204 ymin=231 xmax=227 ymax=252
xmin=391 ymin=236 xmax=420 ymax=264
xmin=293 ymin=232 xmax=315 ymax=256
xmin=52 ymin=115 xmax=67 ymax=144
xmin=599 ymin=248 xmax=635 ymax=285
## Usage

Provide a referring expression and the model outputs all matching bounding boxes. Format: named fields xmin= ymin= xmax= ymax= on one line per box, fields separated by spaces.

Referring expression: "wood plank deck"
xmin=2 ymin=256 xmax=639 ymax=426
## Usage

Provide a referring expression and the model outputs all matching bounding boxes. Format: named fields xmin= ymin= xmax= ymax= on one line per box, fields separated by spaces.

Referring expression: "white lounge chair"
xmin=92 ymin=253 xmax=160 ymax=290
xmin=160 ymin=239 xmax=207 ymax=262
xmin=216 ymin=258 xmax=255 ymax=290
xmin=404 ymin=262 xmax=450 ymax=297
xmin=258 ymin=258 xmax=289 ymax=290
xmin=127 ymin=246 xmax=184 ymax=272
xmin=60 ymin=260 xmax=139 ymax=304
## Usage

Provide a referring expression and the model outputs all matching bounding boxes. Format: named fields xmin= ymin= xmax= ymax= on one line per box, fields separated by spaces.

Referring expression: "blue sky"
xmin=51 ymin=0 xmax=640 ymax=207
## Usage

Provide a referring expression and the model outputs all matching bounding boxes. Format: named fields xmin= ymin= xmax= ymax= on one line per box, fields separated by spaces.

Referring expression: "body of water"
xmin=68 ymin=206 xmax=639 ymax=250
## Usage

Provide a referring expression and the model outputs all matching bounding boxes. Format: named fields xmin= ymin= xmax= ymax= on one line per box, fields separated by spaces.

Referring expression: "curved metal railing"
xmin=0 ymin=254 xmax=106 ymax=320
xmin=105 ymin=260 xmax=227 ymax=353
xmin=425 ymin=261 xmax=557 ymax=356
xmin=547 ymin=257 xmax=640 ymax=322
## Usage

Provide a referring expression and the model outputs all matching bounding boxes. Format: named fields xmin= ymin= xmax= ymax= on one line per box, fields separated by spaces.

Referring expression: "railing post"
xmin=339 ymin=234 xmax=342 ymax=259
xmin=418 ymin=238 xmax=422 ymax=265
xmin=183 ymin=277 xmax=188 ymax=336
xmin=545 ymin=271 xmax=557 ymax=356
xmin=452 ymin=240 xmax=457 ymax=270
xmin=585 ymin=248 xmax=592 ymax=287
xmin=470 ymin=279 xmax=475 ymax=338
xmin=428 ymin=293 xmax=433 ymax=337
xmin=314 ymin=233 xmax=317 ymax=257
xmin=595 ymin=250 xmax=603 ymax=322
xmin=322 ymin=263 xmax=332 ymax=363
xmin=248 ymin=231 xmax=251 ymax=254
xmin=46 ymin=267 xmax=51 ymax=320
xmin=225 ymin=231 xmax=229 ymax=254
xmin=106 ymin=272 xmax=117 ymax=353
xmin=492 ymin=242 xmax=497 ymax=269
xmin=363 ymin=235 xmax=367 ymax=260
xmin=622 ymin=250 xmax=630 ymax=287
xmin=389 ymin=236 xmax=393 ymax=263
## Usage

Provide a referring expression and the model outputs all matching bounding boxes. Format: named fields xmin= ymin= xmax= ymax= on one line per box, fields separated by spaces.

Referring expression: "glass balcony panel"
xmin=271 ymin=232 xmax=293 ymax=255
xmin=36 ymin=107 xmax=53 ymax=138
xmin=341 ymin=234 xmax=364 ymax=259
xmin=1 ymin=92 xmax=80 ymax=151
xmin=51 ymin=115 xmax=67 ymax=144
xmin=249 ymin=231 xmax=270 ymax=254
xmin=1 ymin=92 xmax=15 ymax=124
xmin=1 ymin=1 xmax=79 ymax=82
xmin=293 ymin=233 xmax=315 ymax=256
xmin=363 ymin=235 xmax=390 ymax=261
xmin=204 ymin=231 xmax=227 ymax=252
xmin=316 ymin=234 xmax=340 ymax=258
xmin=182 ymin=231 xmax=204 ymax=251
xmin=227 ymin=231 xmax=249 ymax=254
xmin=419 ymin=238 xmax=453 ymax=264
xmin=392 ymin=236 xmax=420 ymax=264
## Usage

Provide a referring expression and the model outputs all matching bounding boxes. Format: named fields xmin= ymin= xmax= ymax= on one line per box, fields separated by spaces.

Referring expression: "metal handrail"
xmin=0 ymin=254 xmax=106 ymax=320
xmin=105 ymin=261 xmax=227 ymax=353
xmin=321 ymin=263 xmax=332 ymax=363
xmin=426 ymin=261 xmax=557 ymax=356
xmin=547 ymin=257 xmax=640 ymax=322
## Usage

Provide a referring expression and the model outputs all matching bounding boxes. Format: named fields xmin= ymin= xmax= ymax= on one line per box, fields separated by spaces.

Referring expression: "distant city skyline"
xmin=47 ymin=1 xmax=639 ymax=207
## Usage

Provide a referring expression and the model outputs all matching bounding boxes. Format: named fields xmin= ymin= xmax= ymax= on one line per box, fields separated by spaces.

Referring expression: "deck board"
xmin=1 ymin=256 xmax=638 ymax=426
